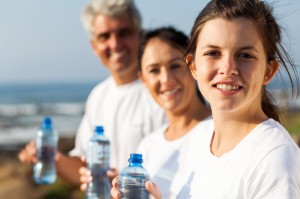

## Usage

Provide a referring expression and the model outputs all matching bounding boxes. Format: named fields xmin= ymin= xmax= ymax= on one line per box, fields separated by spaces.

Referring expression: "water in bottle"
xmin=33 ymin=117 xmax=58 ymax=184
xmin=86 ymin=126 xmax=111 ymax=199
xmin=118 ymin=153 xmax=150 ymax=199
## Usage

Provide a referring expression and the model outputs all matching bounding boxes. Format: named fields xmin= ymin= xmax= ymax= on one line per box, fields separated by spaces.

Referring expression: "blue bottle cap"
xmin=42 ymin=117 xmax=52 ymax=129
xmin=129 ymin=153 xmax=143 ymax=163
xmin=94 ymin=125 xmax=104 ymax=135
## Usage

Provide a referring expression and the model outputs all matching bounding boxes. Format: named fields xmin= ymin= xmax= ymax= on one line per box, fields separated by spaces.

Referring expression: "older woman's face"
xmin=140 ymin=38 xmax=195 ymax=113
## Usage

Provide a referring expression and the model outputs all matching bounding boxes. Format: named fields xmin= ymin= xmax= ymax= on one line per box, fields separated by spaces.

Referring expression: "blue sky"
xmin=0 ymin=0 xmax=299 ymax=84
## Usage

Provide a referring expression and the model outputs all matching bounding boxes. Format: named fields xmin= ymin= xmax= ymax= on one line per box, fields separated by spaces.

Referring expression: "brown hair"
xmin=185 ymin=0 xmax=299 ymax=123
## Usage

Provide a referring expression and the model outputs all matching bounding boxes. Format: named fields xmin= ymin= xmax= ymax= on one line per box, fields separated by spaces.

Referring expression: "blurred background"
xmin=0 ymin=0 xmax=299 ymax=198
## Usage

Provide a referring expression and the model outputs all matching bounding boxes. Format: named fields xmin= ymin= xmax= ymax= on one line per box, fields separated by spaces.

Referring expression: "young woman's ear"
xmin=263 ymin=60 xmax=279 ymax=85
xmin=186 ymin=54 xmax=197 ymax=79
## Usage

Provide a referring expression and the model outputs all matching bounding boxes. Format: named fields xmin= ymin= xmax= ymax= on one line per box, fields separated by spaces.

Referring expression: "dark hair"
xmin=138 ymin=26 xmax=205 ymax=104
xmin=185 ymin=0 xmax=299 ymax=123
xmin=138 ymin=26 xmax=188 ymax=70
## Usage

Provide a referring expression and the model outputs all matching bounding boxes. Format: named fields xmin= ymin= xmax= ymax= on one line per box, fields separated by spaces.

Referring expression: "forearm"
xmin=55 ymin=152 xmax=85 ymax=185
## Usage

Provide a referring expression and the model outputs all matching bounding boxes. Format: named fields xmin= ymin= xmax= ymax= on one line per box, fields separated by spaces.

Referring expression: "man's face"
xmin=90 ymin=13 xmax=140 ymax=78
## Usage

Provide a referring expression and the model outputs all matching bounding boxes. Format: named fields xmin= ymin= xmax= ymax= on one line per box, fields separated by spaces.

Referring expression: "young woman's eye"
xmin=238 ymin=53 xmax=255 ymax=59
xmin=204 ymin=51 xmax=220 ymax=57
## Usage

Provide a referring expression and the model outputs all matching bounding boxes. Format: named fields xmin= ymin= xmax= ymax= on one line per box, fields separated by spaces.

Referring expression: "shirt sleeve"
xmin=247 ymin=144 xmax=300 ymax=199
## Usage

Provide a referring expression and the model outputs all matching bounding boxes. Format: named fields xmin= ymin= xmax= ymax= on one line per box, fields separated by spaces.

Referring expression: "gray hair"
xmin=82 ymin=0 xmax=142 ymax=38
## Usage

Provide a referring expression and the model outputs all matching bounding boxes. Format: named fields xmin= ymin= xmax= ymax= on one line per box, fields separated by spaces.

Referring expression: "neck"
xmin=111 ymin=64 xmax=139 ymax=85
xmin=112 ymin=72 xmax=138 ymax=85
xmin=165 ymin=98 xmax=211 ymax=141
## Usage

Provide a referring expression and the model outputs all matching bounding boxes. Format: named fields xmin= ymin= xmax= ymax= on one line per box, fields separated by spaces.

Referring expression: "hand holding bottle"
xmin=111 ymin=177 xmax=162 ymax=199
xmin=79 ymin=166 xmax=119 ymax=192
xmin=18 ymin=140 xmax=37 ymax=164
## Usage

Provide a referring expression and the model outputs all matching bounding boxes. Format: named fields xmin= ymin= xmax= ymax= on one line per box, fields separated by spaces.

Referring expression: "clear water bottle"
xmin=118 ymin=153 xmax=150 ymax=199
xmin=86 ymin=126 xmax=111 ymax=199
xmin=33 ymin=117 xmax=58 ymax=184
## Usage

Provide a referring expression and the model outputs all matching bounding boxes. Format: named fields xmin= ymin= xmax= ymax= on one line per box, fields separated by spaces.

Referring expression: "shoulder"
xmin=137 ymin=125 xmax=168 ymax=152
xmin=89 ymin=77 xmax=114 ymax=95
xmin=252 ymin=119 xmax=299 ymax=149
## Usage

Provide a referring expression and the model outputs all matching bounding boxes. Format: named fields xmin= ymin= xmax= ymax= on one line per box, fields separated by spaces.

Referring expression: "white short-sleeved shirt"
xmin=137 ymin=117 xmax=214 ymax=199
xmin=189 ymin=119 xmax=300 ymax=199
xmin=69 ymin=77 xmax=166 ymax=171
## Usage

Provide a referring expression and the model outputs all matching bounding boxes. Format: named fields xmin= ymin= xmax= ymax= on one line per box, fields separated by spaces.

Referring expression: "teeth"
xmin=163 ymin=90 xmax=178 ymax=95
xmin=216 ymin=84 xmax=239 ymax=91
xmin=110 ymin=51 xmax=126 ymax=59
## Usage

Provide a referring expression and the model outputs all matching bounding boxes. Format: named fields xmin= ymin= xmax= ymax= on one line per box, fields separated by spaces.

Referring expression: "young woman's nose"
xmin=219 ymin=55 xmax=238 ymax=76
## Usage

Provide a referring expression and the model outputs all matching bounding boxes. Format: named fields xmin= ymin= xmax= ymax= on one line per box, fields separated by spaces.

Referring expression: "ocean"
xmin=0 ymin=82 xmax=99 ymax=148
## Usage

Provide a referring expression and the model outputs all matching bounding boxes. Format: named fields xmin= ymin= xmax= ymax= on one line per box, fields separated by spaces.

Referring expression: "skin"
xmin=90 ymin=13 xmax=140 ymax=85
xmin=18 ymin=13 xmax=141 ymax=185
xmin=188 ymin=18 xmax=279 ymax=157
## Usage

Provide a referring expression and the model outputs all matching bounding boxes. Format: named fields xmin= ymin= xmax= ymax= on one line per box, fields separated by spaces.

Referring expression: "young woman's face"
xmin=140 ymin=38 xmax=195 ymax=113
xmin=190 ymin=18 xmax=278 ymax=115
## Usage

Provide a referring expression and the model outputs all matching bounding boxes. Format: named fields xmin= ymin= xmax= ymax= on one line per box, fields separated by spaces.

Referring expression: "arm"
xmin=55 ymin=152 xmax=85 ymax=185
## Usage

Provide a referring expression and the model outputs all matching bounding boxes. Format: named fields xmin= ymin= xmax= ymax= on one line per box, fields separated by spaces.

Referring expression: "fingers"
xmin=18 ymin=140 xmax=37 ymax=164
xmin=146 ymin=181 xmax=162 ymax=199
xmin=79 ymin=167 xmax=92 ymax=192
xmin=107 ymin=168 xmax=119 ymax=182
xmin=80 ymin=156 xmax=86 ymax=163
xmin=111 ymin=177 xmax=121 ymax=199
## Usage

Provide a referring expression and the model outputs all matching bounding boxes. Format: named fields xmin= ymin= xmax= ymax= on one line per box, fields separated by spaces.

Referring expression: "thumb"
xmin=146 ymin=181 xmax=161 ymax=199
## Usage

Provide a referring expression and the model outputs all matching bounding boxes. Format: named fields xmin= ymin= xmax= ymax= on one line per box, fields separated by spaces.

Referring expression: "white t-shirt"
xmin=137 ymin=117 xmax=214 ymax=199
xmin=69 ymin=77 xmax=166 ymax=171
xmin=189 ymin=118 xmax=300 ymax=199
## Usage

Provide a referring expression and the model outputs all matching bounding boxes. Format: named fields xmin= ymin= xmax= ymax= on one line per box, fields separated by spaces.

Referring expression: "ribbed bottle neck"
xmin=129 ymin=162 xmax=143 ymax=167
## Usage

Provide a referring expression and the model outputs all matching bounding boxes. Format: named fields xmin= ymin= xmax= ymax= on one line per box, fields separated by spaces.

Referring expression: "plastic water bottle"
xmin=118 ymin=153 xmax=150 ymax=199
xmin=33 ymin=117 xmax=58 ymax=184
xmin=86 ymin=126 xmax=111 ymax=199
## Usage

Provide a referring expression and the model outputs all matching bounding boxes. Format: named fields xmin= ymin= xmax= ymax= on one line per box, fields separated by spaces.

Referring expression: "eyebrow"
xmin=201 ymin=44 xmax=259 ymax=53
xmin=144 ymin=57 xmax=184 ymax=68
xmin=238 ymin=46 xmax=259 ymax=53
xmin=95 ymin=27 xmax=134 ymax=39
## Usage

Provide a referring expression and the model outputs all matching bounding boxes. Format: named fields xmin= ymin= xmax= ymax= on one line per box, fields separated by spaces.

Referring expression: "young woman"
xmin=84 ymin=27 xmax=212 ymax=198
xmin=184 ymin=0 xmax=300 ymax=198
xmin=112 ymin=0 xmax=300 ymax=198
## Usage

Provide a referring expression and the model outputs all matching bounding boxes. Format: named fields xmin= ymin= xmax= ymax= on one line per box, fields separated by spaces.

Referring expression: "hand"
xmin=146 ymin=181 xmax=162 ymax=199
xmin=79 ymin=167 xmax=119 ymax=192
xmin=18 ymin=140 xmax=37 ymax=164
xmin=79 ymin=166 xmax=92 ymax=191
xmin=110 ymin=177 xmax=161 ymax=199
